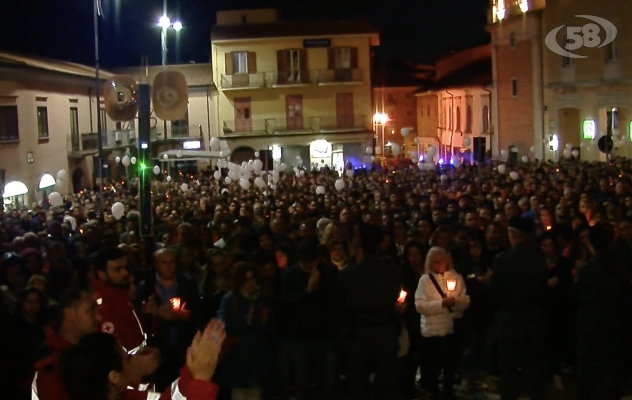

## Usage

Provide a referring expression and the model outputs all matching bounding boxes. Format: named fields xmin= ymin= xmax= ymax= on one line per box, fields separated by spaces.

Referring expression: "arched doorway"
xmin=558 ymin=108 xmax=581 ymax=148
xmin=72 ymin=168 xmax=86 ymax=193
xmin=230 ymin=146 xmax=256 ymax=164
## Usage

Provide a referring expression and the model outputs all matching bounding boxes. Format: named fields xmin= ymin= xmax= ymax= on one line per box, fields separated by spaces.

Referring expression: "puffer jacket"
xmin=414 ymin=270 xmax=470 ymax=337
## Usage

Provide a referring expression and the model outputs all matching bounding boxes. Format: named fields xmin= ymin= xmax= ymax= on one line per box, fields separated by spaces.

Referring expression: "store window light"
xmin=582 ymin=120 xmax=596 ymax=140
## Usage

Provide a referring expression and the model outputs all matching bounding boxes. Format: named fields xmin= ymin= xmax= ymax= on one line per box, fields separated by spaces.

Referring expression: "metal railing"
xmin=313 ymin=68 xmax=363 ymax=85
xmin=67 ymin=129 xmax=136 ymax=153
xmin=267 ymin=71 xmax=312 ymax=86
xmin=222 ymin=119 xmax=268 ymax=134
xmin=220 ymin=73 xmax=266 ymax=89
xmin=317 ymin=114 xmax=369 ymax=130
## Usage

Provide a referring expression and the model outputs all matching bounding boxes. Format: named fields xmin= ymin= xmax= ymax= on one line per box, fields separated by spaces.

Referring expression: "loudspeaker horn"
xmin=597 ymin=136 xmax=614 ymax=153
xmin=103 ymin=75 xmax=139 ymax=121
xmin=152 ymin=71 xmax=189 ymax=121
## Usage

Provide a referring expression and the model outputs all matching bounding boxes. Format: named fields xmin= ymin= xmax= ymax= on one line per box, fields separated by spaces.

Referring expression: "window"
xmin=99 ymin=108 xmax=107 ymax=131
xmin=335 ymin=47 xmax=352 ymax=69
xmin=0 ymin=106 xmax=19 ymax=141
xmin=466 ymin=105 xmax=473 ymax=132
xmin=482 ymin=105 xmax=490 ymax=132
xmin=456 ymin=106 xmax=461 ymax=130
xmin=427 ymin=105 xmax=430 ymax=116
xmin=509 ymin=32 xmax=517 ymax=48
xmin=171 ymin=108 xmax=189 ymax=137
xmin=37 ymin=106 xmax=49 ymax=139
xmin=233 ymin=52 xmax=248 ymax=74
xmin=605 ymin=38 xmax=618 ymax=63
xmin=70 ymin=107 xmax=79 ymax=137
xmin=448 ymin=107 xmax=452 ymax=128
xmin=607 ymin=108 xmax=619 ymax=135
xmin=511 ymin=79 xmax=518 ymax=97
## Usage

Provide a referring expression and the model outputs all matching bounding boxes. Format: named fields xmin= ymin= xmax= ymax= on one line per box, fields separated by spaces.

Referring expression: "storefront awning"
xmin=38 ymin=174 xmax=56 ymax=189
xmin=3 ymin=181 xmax=28 ymax=197
xmin=157 ymin=149 xmax=230 ymax=161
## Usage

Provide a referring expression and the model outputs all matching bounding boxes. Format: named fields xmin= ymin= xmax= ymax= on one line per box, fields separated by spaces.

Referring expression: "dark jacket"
xmin=456 ymin=254 xmax=496 ymax=329
xmin=281 ymin=263 xmax=339 ymax=341
xmin=490 ymin=240 xmax=549 ymax=338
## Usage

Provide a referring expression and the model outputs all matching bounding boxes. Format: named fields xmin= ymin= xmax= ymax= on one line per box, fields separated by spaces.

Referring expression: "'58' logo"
xmin=545 ymin=15 xmax=617 ymax=59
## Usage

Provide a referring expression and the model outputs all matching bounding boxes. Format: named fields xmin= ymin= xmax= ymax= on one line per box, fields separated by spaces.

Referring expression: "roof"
xmin=211 ymin=20 xmax=379 ymax=42
xmin=371 ymin=58 xmax=434 ymax=87
xmin=0 ymin=50 xmax=113 ymax=79
xmin=415 ymin=58 xmax=492 ymax=93
xmin=115 ymin=63 xmax=213 ymax=87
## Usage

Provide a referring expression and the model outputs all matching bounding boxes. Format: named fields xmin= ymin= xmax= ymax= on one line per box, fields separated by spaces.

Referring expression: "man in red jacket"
xmin=33 ymin=286 xmax=102 ymax=400
xmin=93 ymin=247 xmax=147 ymax=355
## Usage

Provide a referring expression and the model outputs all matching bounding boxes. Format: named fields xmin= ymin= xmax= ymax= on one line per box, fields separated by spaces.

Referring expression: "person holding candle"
xmin=414 ymin=246 xmax=469 ymax=400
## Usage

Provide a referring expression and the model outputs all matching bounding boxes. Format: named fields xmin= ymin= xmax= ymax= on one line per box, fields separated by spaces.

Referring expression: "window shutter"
xmin=299 ymin=49 xmax=309 ymax=83
xmin=350 ymin=47 xmax=358 ymax=69
xmin=328 ymin=48 xmax=336 ymax=69
xmin=225 ymin=53 xmax=234 ymax=75
xmin=247 ymin=52 xmax=257 ymax=73
xmin=276 ymin=50 xmax=287 ymax=84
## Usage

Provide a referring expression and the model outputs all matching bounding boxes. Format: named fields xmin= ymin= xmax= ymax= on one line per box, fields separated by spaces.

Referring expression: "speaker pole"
xmin=93 ymin=0 xmax=104 ymax=213
xmin=138 ymin=84 xmax=152 ymax=237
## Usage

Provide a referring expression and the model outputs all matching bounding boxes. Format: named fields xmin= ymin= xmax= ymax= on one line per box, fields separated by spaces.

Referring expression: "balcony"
xmin=221 ymin=115 xmax=369 ymax=137
xmin=220 ymin=73 xmax=266 ymax=90
xmin=268 ymin=71 xmax=312 ymax=88
xmin=313 ymin=68 xmax=363 ymax=85
xmin=67 ymin=130 xmax=136 ymax=154
xmin=149 ymin=124 xmax=204 ymax=141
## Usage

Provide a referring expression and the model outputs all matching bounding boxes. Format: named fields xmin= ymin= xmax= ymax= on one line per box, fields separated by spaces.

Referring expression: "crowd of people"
xmin=1 ymin=157 xmax=632 ymax=400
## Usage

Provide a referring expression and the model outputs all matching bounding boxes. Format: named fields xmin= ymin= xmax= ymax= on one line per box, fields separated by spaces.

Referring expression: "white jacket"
xmin=414 ymin=270 xmax=470 ymax=338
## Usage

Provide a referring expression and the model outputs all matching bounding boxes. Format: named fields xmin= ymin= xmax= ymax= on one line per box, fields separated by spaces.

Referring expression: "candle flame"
xmin=546 ymin=225 xmax=552 ymax=231
xmin=398 ymin=290 xmax=407 ymax=303
xmin=170 ymin=297 xmax=181 ymax=310
xmin=447 ymin=279 xmax=457 ymax=292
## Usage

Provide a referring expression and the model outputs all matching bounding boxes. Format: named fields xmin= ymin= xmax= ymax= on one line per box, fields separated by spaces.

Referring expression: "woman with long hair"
xmin=59 ymin=321 xmax=226 ymax=400
xmin=415 ymin=246 xmax=470 ymax=400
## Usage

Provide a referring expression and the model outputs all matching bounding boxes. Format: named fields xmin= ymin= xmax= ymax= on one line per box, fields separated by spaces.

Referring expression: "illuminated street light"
xmin=173 ymin=21 xmax=183 ymax=31
xmin=373 ymin=112 xmax=390 ymax=125
xmin=159 ymin=15 xmax=171 ymax=29
xmin=519 ymin=0 xmax=529 ymax=12
xmin=158 ymin=15 xmax=183 ymax=65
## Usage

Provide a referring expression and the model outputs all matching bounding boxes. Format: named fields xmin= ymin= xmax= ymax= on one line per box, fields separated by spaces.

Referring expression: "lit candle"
xmin=398 ymin=290 xmax=407 ymax=303
xmin=446 ymin=279 xmax=457 ymax=292
xmin=170 ymin=297 xmax=181 ymax=311
xmin=546 ymin=225 xmax=552 ymax=231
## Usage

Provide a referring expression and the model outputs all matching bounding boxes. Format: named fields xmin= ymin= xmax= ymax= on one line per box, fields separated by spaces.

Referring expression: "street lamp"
xmin=373 ymin=112 xmax=390 ymax=166
xmin=158 ymin=15 xmax=183 ymax=65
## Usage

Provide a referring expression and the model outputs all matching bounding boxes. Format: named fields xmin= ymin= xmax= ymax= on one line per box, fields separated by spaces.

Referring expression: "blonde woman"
xmin=415 ymin=246 xmax=470 ymax=400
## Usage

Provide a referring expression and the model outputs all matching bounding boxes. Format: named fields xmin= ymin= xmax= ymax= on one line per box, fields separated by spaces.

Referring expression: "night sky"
xmin=0 ymin=0 xmax=490 ymax=69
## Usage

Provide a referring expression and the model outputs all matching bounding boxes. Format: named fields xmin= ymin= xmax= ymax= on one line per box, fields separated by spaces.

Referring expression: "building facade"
xmin=0 ymin=51 xmax=116 ymax=206
xmin=211 ymin=9 xmax=379 ymax=172
xmin=372 ymin=86 xmax=418 ymax=159
xmin=415 ymin=45 xmax=492 ymax=161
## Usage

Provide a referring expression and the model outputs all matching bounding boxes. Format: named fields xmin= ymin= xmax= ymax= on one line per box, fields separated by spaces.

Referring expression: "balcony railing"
xmin=67 ymin=129 xmax=136 ymax=153
xmin=221 ymin=115 xmax=369 ymax=136
xmin=220 ymin=73 xmax=266 ymax=90
xmin=268 ymin=71 xmax=312 ymax=87
xmin=313 ymin=68 xmax=363 ymax=85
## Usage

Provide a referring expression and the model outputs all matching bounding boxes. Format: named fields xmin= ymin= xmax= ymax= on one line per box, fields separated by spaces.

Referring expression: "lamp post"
xmin=373 ymin=112 xmax=390 ymax=167
xmin=158 ymin=15 xmax=183 ymax=66
xmin=93 ymin=0 xmax=104 ymax=212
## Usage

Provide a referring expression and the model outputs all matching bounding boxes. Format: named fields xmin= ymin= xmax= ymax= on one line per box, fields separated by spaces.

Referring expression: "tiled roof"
xmin=212 ymin=20 xmax=378 ymax=41
xmin=0 ymin=50 xmax=113 ymax=79
xmin=114 ymin=63 xmax=213 ymax=87
xmin=415 ymin=58 xmax=492 ymax=93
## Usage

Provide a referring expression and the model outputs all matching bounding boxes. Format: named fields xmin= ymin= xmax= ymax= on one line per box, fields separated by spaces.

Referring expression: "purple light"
xmin=438 ymin=158 xmax=444 ymax=165
xmin=449 ymin=158 xmax=454 ymax=165
xmin=419 ymin=155 xmax=424 ymax=161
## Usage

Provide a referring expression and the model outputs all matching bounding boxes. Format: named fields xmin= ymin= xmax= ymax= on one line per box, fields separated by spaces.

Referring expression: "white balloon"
xmin=115 ymin=156 xmax=121 ymax=164
xmin=56 ymin=169 xmax=68 ymax=181
xmin=299 ymin=170 xmax=305 ymax=177
xmin=572 ymin=149 xmax=579 ymax=157
xmin=181 ymin=183 xmax=188 ymax=192
xmin=225 ymin=177 xmax=232 ymax=184
xmin=500 ymin=150 xmax=508 ymax=157
xmin=441 ymin=175 xmax=448 ymax=182
xmin=214 ymin=171 xmax=221 ymax=180
xmin=463 ymin=137 xmax=471 ymax=147
xmin=391 ymin=143 xmax=401 ymax=156
xmin=413 ymin=138 xmax=420 ymax=144
xmin=63 ymin=215 xmax=77 ymax=230
xmin=346 ymin=169 xmax=354 ymax=178
xmin=209 ymin=137 xmax=221 ymax=151
xmin=296 ymin=155 xmax=302 ymax=160
xmin=153 ymin=165 xmax=161 ymax=175
xmin=48 ymin=192 xmax=63 ymax=207
xmin=219 ymin=151 xmax=226 ymax=158
xmin=254 ymin=177 xmax=266 ymax=188
xmin=130 ymin=157 xmax=137 ymax=165
xmin=563 ymin=148 xmax=572 ymax=159
xmin=521 ymin=156 xmax=528 ymax=162
xmin=335 ymin=179 xmax=345 ymax=191
xmin=425 ymin=162 xmax=435 ymax=171
xmin=412 ymin=158 xmax=418 ymax=164
xmin=111 ymin=202 xmax=125 ymax=220
xmin=239 ymin=178 xmax=250 ymax=190
xmin=176 ymin=150 xmax=183 ymax=158
xmin=279 ymin=163 xmax=287 ymax=172
xmin=565 ymin=143 xmax=573 ymax=149
xmin=316 ymin=185 xmax=326 ymax=195
xmin=253 ymin=159 xmax=263 ymax=172
xmin=529 ymin=146 xmax=535 ymax=153
xmin=426 ymin=146 xmax=437 ymax=158
xmin=418 ymin=162 xmax=425 ymax=171
xmin=370 ymin=156 xmax=376 ymax=162
xmin=509 ymin=171 xmax=520 ymax=180
xmin=400 ymin=127 xmax=411 ymax=137
xmin=163 ymin=154 xmax=169 ymax=160
xmin=166 ymin=176 xmax=172 ymax=182
xmin=122 ymin=156 xmax=130 ymax=167
xmin=366 ymin=146 xmax=374 ymax=155
xmin=497 ymin=164 xmax=506 ymax=174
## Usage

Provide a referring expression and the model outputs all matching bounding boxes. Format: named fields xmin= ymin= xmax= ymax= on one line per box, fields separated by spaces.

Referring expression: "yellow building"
xmin=211 ymin=9 xmax=379 ymax=171
xmin=373 ymin=86 xmax=419 ymax=160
